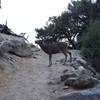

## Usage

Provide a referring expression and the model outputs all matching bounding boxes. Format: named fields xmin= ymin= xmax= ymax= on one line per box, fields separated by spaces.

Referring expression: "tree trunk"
xmin=69 ymin=40 xmax=76 ymax=49
xmin=67 ymin=37 xmax=76 ymax=49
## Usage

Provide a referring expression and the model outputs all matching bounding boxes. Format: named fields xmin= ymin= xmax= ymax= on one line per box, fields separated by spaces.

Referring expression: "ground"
xmin=0 ymin=50 xmax=79 ymax=100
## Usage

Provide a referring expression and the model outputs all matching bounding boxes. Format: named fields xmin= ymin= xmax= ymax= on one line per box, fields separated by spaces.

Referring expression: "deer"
xmin=35 ymin=40 xmax=72 ymax=67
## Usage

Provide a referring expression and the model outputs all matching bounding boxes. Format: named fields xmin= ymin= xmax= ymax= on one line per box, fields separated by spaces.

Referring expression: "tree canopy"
xmin=35 ymin=0 xmax=100 ymax=49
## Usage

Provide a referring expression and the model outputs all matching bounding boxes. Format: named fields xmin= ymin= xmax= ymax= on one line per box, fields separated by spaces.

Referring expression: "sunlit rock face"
xmin=0 ymin=33 xmax=32 ymax=57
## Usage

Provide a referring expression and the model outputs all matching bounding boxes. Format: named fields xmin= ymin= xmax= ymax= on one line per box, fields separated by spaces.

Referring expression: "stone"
xmin=64 ymin=74 xmax=98 ymax=89
xmin=56 ymin=84 xmax=100 ymax=100
xmin=72 ymin=77 xmax=98 ymax=89
xmin=64 ymin=77 xmax=78 ymax=86
xmin=76 ymin=66 xmax=91 ymax=76
xmin=61 ymin=73 xmax=77 ymax=82
xmin=0 ymin=40 xmax=32 ymax=57
xmin=76 ymin=57 xmax=87 ymax=66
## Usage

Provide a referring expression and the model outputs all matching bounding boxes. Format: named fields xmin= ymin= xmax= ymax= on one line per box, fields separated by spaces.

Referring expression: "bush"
xmin=81 ymin=20 xmax=100 ymax=73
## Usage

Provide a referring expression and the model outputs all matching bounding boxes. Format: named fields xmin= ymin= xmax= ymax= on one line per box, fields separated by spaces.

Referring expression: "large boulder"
xmin=0 ymin=40 xmax=32 ymax=57
xmin=64 ymin=76 xmax=98 ymax=89
xmin=61 ymin=66 xmax=99 ymax=89
xmin=56 ymin=84 xmax=100 ymax=100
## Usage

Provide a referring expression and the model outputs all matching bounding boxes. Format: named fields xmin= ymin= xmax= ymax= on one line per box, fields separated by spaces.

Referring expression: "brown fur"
xmin=35 ymin=40 xmax=72 ymax=67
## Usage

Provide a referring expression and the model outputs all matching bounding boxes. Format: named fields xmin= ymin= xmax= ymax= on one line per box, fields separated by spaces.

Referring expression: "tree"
xmin=35 ymin=23 xmax=56 ymax=41
xmin=35 ymin=0 xmax=99 ymax=49
xmin=81 ymin=20 xmax=100 ymax=73
xmin=35 ymin=12 xmax=78 ymax=48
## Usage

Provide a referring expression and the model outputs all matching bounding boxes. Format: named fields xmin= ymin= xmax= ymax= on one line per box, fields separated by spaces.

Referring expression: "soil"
xmin=0 ymin=50 xmax=79 ymax=100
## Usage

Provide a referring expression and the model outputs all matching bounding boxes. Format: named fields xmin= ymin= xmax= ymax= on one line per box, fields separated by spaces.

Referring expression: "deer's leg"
xmin=63 ymin=52 xmax=67 ymax=65
xmin=67 ymin=51 xmax=72 ymax=62
xmin=48 ymin=54 xmax=52 ymax=67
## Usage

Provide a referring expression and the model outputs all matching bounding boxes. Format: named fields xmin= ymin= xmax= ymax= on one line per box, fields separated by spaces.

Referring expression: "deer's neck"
xmin=39 ymin=43 xmax=50 ymax=54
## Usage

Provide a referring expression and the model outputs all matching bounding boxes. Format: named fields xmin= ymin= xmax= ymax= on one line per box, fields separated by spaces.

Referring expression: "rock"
xmin=56 ymin=84 xmax=100 ymax=100
xmin=76 ymin=57 xmax=87 ymax=66
xmin=62 ymin=69 xmax=68 ymax=73
xmin=76 ymin=57 xmax=96 ymax=75
xmin=72 ymin=77 xmax=98 ymax=89
xmin=61 ymin=64 xmax=99 ymax=89
xmin=61 ymin=66 xmax=98 ymax=89
xmin=61 ymin=73 xmax=77 ymax=82
xmin=31 ymin=46 xmax=40 ymax=52
xmin=76 ymin=66 xmax=92 ymax=76
xmin=62 ymin=65 xmax=99 ymax=89
xmin=77 ymin=66 xmax=85 ymax=72
xmin=61 ymin=66 xmax=99 ymax=89
xmin=64 ymin=74 xmax=98 ymax=89
xmin=94 ymin=73 xmax=100 ymax=80
xmin=0 ymin=40 xmax=32 ymax=57
xmin=64 ymin=77 xmax=78 ymax=86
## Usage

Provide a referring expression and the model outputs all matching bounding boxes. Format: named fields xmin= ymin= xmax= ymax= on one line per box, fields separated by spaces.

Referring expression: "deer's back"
xmin=40 ymin=42 xmax=68 ymax=54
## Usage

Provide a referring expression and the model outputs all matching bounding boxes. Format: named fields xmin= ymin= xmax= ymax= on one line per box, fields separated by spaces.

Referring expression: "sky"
xmin=0 ymin=0 xmax=71 ymax=43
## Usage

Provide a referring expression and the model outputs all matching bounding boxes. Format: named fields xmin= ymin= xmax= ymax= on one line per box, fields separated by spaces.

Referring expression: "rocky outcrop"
xmin=64 ymin=75 xmax=98 ymax=89
xmin=0 ymin=40 xmax=32 ymax=57
xmin=56 ymin=84 xmax=100 ymax=100
xmin=0 ymin=32 xmax=34 ymax=73
xmin=61 ymin=66 xmax=99 ymax=90
xmin=0 ymin=33 xmax=32 ymax=57
xmin=60 ymin=51 xmax=99 ymax=90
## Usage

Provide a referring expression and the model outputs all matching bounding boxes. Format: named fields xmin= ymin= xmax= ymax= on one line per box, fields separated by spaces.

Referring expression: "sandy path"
xmin=0 ymin=50 xmax=76 ymax=100
xmin=0 ymin=51 xmax=56 ymax=100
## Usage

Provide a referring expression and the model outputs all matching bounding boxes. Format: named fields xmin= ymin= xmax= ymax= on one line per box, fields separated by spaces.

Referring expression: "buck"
xmin=35 ymin=40 xmax=72 ymax=67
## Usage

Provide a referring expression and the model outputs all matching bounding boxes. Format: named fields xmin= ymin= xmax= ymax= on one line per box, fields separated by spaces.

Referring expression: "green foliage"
xmin=35 ymin=0 xmax=100 ymax=71
xmin=35 ymin=0 xmax=100 ymax=49
xmin=81 ymin=20 xmax=100 ymax=72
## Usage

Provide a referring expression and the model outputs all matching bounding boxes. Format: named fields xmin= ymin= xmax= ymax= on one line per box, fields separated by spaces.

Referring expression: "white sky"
xmin=0 ymin=0 xmax=71 ymax=43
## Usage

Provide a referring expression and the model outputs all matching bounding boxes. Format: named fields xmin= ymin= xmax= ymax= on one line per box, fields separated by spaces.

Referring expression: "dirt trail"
xmin=0 ymin=50 xmax=75 ymax=100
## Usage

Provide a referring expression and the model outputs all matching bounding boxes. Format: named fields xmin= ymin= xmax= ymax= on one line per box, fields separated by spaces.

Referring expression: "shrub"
xmin=81 ymin=20 xmax=100 ymax=73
